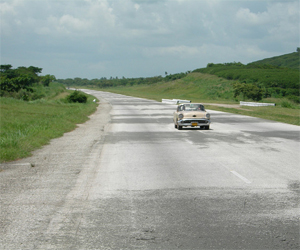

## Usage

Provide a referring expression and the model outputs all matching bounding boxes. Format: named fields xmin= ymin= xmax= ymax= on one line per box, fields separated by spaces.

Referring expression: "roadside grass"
xmin=86 ymin=72 xmax=300 ymax=126
xmin=0 ymin=93 xmax=98 ymax=163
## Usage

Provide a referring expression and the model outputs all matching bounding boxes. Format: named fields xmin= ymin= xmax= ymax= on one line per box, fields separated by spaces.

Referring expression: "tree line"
xmin=57 ymin=72 xmax=189 ymax=89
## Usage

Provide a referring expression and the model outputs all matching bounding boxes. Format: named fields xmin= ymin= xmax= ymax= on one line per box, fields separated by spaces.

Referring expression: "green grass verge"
xmin=0 ymin=94 xmax=98 ymax=163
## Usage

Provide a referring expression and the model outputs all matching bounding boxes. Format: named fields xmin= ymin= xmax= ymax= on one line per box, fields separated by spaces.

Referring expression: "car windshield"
xmin=180 ymin=104 xmax=205 ymax=111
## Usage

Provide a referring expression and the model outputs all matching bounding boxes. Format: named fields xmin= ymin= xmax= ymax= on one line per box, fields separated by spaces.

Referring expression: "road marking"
xmin=230 ymin=170 xmax=252 ymax=184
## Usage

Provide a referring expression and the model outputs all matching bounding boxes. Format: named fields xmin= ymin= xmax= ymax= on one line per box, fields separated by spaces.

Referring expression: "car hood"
xmin=181 ymin=111 xmax=207 ymax=118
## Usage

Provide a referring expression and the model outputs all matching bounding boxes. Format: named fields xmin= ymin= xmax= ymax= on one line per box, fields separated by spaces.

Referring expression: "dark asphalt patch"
xmin=41 ymin=188 xmax=299 ymax=249
xmin=105 ymin=132 xmax=186 ymax=144
xmin=111 ymin=118 xmax=172 ymax=124
xmin=242 ymin=130 xmax=300 ymax=142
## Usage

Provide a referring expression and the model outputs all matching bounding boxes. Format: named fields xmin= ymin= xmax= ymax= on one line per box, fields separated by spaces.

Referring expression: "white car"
xmin=173 ymin=103 xmax=211 ymax=130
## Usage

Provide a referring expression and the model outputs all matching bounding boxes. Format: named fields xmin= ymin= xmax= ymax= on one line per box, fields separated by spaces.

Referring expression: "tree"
xmin=0 ymin=75 xmax=34 ymax=92
xmin=244 ymin=84 xmax=263 ymax=101
xmin=233 ymin=82 xmax=263 ymax=101
xmin=0 ymin=64 xmax=13 ymax=72
xmin=41 ymin=74 xmax=56 ymax=86
xmin=67 ymin=91 xmax=87 ymax=103
xmin=0 ymin=64 xmax=16 ymax=78
xmin=233 ymin=82 xmax=245 ymax=99
xmin=16 ymin=66 xmax=41 ymax=82
xmin=28 ymin=66 xmax=42 ymax=75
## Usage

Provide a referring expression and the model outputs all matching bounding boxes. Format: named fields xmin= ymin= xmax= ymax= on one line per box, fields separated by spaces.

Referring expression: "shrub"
xmin=287 ymin=95 xmax=300 ymax=104
xmin=280 ymin=100 xmax=296 ymax=109
xmin=66 ymin=90 xmax=87 ymax=103
xmin=233 ymin=82 xmax=263 ymax=101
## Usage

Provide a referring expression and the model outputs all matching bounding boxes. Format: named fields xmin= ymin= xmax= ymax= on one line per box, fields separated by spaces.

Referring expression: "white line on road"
xmin=230 ymin=171 xmax=252 ymax=184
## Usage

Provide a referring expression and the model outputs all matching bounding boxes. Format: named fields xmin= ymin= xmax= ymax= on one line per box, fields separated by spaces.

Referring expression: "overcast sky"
xmin=0 ymin=0 xmax=299 ymax=79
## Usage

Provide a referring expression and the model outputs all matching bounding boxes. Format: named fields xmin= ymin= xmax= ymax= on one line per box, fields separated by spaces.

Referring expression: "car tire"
xmin=178 ymin=125 xmax=182 ymax=130
xmin=205 ymin=126 xmax=210 ymax=130
xmin=175 ymin=124 xmax=177 ymax=129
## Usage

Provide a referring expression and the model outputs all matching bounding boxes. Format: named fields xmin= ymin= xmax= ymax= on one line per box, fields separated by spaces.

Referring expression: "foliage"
xmin=59 ymin=76 xmax=163 ymax=88
xmin=66 ymin=90 xmax=87 ymax=103
xmin=0 ymin=64 xmax=57 ymax=101
xmin=193 ymin=61 xmax=299 ymax=102
xmin=280 ymin=100 xmax=295 ymax=109
xmin=164 ymin=72 xmax=188 ymax=81
xmin=233 ymin=82 xmax=263 ymax=101
xmin=57 ymin=72 xmax=189 ymax=89
xmin=251 ymin=51 xmax=299 ymax=70
xmin=0 ymin=75 xmax=34 ymax=93
xmin=41 ymin=74 xmax=56 ymax=87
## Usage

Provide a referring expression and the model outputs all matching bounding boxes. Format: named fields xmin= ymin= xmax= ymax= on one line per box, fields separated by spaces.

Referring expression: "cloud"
xmin=233 ymin=1 xmax=299 ymax=51
xmin=143 ymin=45 xmax=201 ymax=59
xmin=131 ymin=0 xmax=164 ymax=4
xmin=236 ymin=8 xmax=269 ymax=25
xmin=0 ymin=0 xmax=298 ymax=79
xmin=37 ymin=14 xmax=90 ymax=36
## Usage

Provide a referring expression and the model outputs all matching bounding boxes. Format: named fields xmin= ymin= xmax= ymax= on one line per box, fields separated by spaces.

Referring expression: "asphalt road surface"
xmin=1 ymin=90 xmax=299 ymax=250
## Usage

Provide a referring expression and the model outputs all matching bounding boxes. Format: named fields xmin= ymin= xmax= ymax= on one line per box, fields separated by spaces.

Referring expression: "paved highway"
xmin=0 ymin=90 xmax=299 ymax=249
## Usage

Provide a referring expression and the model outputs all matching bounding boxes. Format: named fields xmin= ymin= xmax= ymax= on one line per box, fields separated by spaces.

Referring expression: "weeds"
xmin=279 ymin=99 xmax=299 ymax=109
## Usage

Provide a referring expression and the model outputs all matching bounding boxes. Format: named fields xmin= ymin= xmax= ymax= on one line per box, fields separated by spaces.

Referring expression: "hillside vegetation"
xmin=251 ymin=51 xmax=299 ymax=69
xmin=89 ymin=73 xmax=235 ymax=103
xmin=194 ymin=62 xmax=299 ymax=103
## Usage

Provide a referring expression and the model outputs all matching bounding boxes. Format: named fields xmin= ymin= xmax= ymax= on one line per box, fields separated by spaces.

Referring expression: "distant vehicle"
xmin=173 ymin=103 xmax=211 ymax=130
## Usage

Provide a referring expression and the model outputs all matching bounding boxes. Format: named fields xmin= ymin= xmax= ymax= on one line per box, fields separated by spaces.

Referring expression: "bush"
xmin=287 ymin=95 xmax=300 ymax=104
xmin=280 ymin=100 xmax=296 ymax=109
xmin=233 ymin=82 xmax=263 ymax=101
xmin=66 ymin=90 xmax=87 ymax=103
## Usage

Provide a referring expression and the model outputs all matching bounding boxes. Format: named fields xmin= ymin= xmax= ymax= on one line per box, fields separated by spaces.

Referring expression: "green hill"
xmin=193 ymin=59 xmax=299 ymax=103
xmin=250 ymin=51 xmax=299 ymax=69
